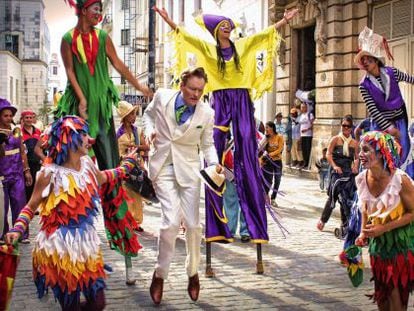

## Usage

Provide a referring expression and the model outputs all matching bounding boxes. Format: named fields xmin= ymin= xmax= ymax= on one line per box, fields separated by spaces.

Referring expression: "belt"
xmin=5 ymin=148 xmax=19 ymax=156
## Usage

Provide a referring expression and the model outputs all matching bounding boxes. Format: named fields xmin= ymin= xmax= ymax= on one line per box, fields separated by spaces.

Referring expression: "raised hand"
xmin=284 ymin=8 xmax=299 ymax=23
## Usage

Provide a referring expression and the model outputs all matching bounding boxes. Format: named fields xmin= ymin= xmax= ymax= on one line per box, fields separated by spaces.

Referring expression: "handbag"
xmin=125 ymin=165 xmax=159 ymax=203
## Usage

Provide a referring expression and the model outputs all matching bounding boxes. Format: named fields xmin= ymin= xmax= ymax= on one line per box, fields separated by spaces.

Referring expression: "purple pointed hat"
xmin=0 ymin=98 xmax=17 ymax=116
xmin=195 ymin=14 xmax=236 ymax=39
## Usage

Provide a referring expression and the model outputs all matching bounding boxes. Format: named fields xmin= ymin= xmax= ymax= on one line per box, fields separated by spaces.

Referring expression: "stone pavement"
xmin=9 ymin=173 xmax=409 ymax=310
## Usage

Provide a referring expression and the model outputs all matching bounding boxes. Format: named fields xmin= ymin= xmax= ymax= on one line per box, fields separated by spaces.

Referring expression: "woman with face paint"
xmin=354 ymin=131 xmax=414 ymax=310
xmin=5 ymin=116 xmax=140 ymax=310
xmin=153 ymin=6 xmax=298 ymax=244
xmin=57 ymin=0 xmax=151 ymax=284
xmin=355 ymin=27 xmax=414 ymax=178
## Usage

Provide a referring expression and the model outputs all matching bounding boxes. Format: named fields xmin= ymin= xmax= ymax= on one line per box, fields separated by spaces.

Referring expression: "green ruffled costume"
xmin=55 ymin=28 xmax=139 ymax=257
xmin=357 ymin=169 xmax=414 ymax=306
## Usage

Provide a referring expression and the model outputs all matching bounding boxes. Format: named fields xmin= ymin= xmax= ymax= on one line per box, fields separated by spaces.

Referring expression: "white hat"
xmin=198 ymin=165 xmax=225 ymax=196
xmin=354 ymin=27 xmax=393 ymax=69
xmin=117 ymin=101 xmax=138 ymax=121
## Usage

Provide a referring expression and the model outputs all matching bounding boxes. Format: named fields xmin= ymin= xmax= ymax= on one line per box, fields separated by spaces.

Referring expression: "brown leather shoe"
xmin=150 ymin=271 xmax=163 ymax=305
xmin=187 ymin=274 xmax=200 ymax=301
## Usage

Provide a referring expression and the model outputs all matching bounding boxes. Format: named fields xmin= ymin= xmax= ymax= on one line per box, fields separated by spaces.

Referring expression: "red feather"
xmin=64 ymin=0 xmax=77 ymax=9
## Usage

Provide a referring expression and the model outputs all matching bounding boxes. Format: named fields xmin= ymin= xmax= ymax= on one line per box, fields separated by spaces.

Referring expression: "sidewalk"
xmin=277 ymin=172 xmax=341 ymax=219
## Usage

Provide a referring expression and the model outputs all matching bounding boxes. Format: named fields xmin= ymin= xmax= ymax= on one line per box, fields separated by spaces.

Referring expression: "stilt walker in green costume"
xmin=57 ymin=0 xmax=153 ymax=285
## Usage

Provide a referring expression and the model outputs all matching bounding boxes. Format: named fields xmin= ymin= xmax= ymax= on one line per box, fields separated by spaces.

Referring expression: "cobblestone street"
xmin=9 ymin=174 xmax=402 ymax=310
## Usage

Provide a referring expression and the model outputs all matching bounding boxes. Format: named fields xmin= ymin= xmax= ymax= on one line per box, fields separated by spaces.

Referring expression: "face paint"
xmin=86 ymin=3 xmax=102 ymax=25
xmin=359 ymin=142 xmax=376 ymax=169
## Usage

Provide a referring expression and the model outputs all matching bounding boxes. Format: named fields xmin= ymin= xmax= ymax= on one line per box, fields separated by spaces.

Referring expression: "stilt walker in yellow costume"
xmin=154 ymin=6 xmax=298 ymax=244
xmin=56 ymin=0 xmax=152 ymax=284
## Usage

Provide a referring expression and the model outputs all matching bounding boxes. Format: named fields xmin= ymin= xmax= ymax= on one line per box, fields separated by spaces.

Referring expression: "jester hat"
xmin=195 ymin=14 xmax=236 ymax=40
xmin=43 ymin=116 xmax=89 ymax=165
xmin=360 ymin=130 xmax=401 ymax=172
xmin=64 ymin=0 xmax=102 ymax=14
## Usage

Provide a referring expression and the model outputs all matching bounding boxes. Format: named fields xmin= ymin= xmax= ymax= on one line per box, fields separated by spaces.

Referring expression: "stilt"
xmin=256 ymin=244 xmax=264 ymax=274
xmin=205 ymin=242 xmax=215 ymax=278
xmin=125 ymin=256 xmax=136 ymax=285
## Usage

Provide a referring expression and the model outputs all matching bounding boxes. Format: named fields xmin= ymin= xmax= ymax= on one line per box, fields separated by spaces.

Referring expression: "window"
xmin=373 ymin=0 xmax=413 ymax=39
xmin=5 ymin=34 xmax=19 ymax=58
xmin=122 ymin=0 xmax=129 ymax=10
xmin=121 ymin=29 xmax=130 ymax=46
xmin=52 ymin=66 xmax=58 ymax=75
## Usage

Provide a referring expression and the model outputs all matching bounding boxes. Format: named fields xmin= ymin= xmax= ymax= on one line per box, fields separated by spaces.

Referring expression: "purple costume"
xmin=205 ymin=44 xmax=268 ymax=243
xmin=360 ymin=66 xmax=414 ymax=177
xmin=0 ymin=131 xmax=28 ymax=239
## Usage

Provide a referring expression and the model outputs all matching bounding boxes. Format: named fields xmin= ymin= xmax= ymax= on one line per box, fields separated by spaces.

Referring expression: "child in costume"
xmin=56 ymin=0 xmax=151 ymax=283
xmin=154 ymin=5 xmax=298 ymax=243
xmin=355 ymin=131 xmax=414 ymax=310
xmin=5 ymin=116 xmax=141 ymax=310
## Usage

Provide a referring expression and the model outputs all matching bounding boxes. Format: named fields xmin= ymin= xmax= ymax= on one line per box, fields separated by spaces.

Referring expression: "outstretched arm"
xmin=106 ymin=35 xmax=153 ymax=97
xmin=274 ymin=8 xmax=299 ymax=30
xmin=153 ymin=6 xmax=177 ymax=30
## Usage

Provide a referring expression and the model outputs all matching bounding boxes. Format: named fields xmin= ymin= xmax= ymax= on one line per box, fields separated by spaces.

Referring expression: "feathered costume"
xmin=56 ymin=0 xmax=139 ymax=258
xmin=343 ymin=132 xmax=414 ymax=306
xmin=33 ymin=116 xmax=141 ymax=306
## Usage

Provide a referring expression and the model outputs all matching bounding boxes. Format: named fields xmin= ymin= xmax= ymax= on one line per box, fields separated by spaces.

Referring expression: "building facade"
xmin=271 ymin=0 xmax=413 ymax=166
xmin=0 ymin=0 xmax=50 ymax=114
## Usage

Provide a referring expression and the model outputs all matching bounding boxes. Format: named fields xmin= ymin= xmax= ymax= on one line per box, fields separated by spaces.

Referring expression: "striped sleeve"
xmin=393 ymin=67 xmax=414 ymax=84
xmin=359 ymin=85 xmax=393 ymax=130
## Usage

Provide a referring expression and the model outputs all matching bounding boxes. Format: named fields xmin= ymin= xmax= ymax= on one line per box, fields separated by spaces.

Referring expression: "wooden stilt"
xmin=205 ymin=242 xmax=215 ymax=278
xmin=125 ymin=256 xmax=137 ymax=285
xmin=256 ymin=244 xmax=264 ymax=274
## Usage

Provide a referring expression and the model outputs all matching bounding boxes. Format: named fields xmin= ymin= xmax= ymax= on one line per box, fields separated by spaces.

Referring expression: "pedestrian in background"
xmin=354 ymin=117 xmax=373 ymax=142
xmin=116 ymin=101 xmax=149 ymax=233
xmin=222 ymin=135 xmax=250 ymax=243
xmin=290 ymin=107 xmax=303 ymax=168
xmin=317 ymin=115 xmax=358 ymax=235
xmin=355 ymin=131 xmax=414 ymax=310
xmin=20 ymin=109 xmax=42 ymax=201
xmin=315 ymin=147 xmax=330 ymax=192
xmin=298 ymin=102 xmax=314 ymax=169
xmin=260 ymin=121 xmax=283 ymax=207
xmin=0 ymin=98 xmax=32 ymax=243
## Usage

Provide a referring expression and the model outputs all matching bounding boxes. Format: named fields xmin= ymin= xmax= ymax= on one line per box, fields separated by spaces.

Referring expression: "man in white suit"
xmin=143 ymin=67 xmax=221 ymax=305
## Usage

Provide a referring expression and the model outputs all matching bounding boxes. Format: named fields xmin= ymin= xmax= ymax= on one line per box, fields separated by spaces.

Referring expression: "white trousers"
xmin=153 ymin=165 xmax=202 ymax=279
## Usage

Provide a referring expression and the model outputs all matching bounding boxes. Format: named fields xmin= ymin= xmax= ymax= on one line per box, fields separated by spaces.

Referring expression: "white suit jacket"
xmin=143 ymin=88 xmax=218 ymax=187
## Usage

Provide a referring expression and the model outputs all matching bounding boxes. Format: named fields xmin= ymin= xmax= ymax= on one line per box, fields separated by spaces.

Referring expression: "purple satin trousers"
xmin=205 ymin=89 xmax=268 ymax=243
